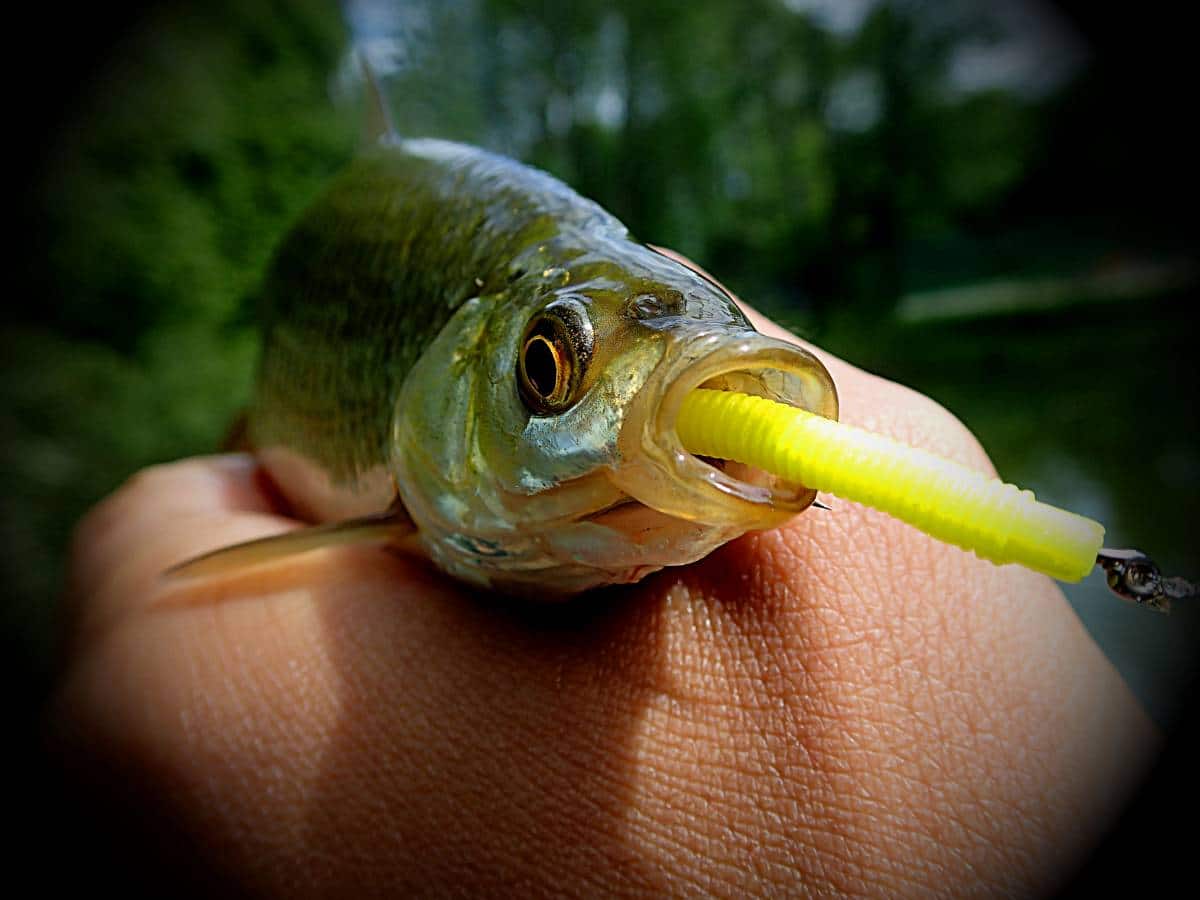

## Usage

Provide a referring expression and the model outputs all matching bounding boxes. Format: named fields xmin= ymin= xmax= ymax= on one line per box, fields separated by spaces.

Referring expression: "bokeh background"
xmin=5 ymin=0 xmax=1198 ymax=889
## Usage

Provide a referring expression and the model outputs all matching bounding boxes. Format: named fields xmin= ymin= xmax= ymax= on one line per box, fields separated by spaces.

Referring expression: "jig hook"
xmin=1096 ymin=548 xmax=1198 ymax=613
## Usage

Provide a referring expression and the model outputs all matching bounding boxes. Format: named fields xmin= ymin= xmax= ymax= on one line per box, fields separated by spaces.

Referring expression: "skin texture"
xmin=50 ymin=291 xmax=1159 ymax=897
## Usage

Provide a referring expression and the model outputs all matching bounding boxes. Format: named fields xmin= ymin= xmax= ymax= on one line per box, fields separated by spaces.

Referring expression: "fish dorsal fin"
xmin=358 ymin=49 xmax=399 ymax=145
xmin=165 ymin=501 xmax=416 ymax=580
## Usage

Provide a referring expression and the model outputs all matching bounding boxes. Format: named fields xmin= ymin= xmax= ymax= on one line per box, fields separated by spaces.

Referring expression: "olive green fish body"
xmin=251 ymin=139 xmax=621 ymax=511
xmin=248 ymin=138 xmax=837 ymax=594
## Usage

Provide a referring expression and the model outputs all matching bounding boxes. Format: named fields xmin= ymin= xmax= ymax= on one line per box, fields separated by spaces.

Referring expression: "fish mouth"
xmin=611 ymin=331 xmax=838 ymax=530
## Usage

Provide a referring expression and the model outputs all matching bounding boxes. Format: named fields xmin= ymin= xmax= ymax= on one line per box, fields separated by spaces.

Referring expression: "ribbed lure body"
xmin=676 ymin=390 xmax=1104 ymax=582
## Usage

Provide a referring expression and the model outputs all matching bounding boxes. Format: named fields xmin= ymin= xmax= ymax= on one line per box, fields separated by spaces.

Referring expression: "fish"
xmin=175 ymin=132 xmax=838 ymax=596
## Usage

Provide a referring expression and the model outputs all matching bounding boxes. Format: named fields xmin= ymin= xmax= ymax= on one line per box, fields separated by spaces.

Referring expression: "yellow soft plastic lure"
xmin=164 ymin=65 xmax=1192 ymax=607
xmin=677 ymin=389 xmax=1193 ymax=610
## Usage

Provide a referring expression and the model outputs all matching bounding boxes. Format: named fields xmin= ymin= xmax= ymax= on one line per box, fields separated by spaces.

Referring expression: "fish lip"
xmin=613 ymin=329 xmax=838 ymax=528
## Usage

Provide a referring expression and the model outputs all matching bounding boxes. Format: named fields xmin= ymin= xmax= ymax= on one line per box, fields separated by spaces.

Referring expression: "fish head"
xmin=392 ymin=244 xmax=837 ymax=595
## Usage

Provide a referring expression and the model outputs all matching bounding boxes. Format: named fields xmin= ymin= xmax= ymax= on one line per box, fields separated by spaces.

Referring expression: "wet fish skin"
xmin=247 ymin=137 xmax=836 ymax=595
xmin=251 ymin=138 xmax=623 ymax=493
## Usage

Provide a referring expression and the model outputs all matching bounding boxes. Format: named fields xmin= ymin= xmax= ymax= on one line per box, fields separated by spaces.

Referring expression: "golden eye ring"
xmin=517 ymin=300 xmax=593 ymax=415
xmin=519 ymin=330 xmax=572 ymax=412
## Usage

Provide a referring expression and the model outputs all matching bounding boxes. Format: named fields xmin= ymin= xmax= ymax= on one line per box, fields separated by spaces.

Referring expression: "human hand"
xmin=50 ymin=304 xmax=1158 ymax=896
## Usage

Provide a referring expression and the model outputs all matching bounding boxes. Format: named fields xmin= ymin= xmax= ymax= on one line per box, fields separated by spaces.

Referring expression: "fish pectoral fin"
xmin=165 ymin=502 xmax=417 ymax=580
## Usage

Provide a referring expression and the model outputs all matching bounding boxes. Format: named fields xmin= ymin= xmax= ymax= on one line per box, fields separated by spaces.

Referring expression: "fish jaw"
xmin=388 ymin=290 xmax=662 ymax=595
xmin=494 ymin=329 xmax=841 ymax=595
xmin=608 ymin=328 xmax=839 ymax=530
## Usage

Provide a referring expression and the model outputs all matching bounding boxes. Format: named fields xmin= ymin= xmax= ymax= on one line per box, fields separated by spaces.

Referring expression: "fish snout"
xmin=610 ymin=331 xmax=838 ymax=529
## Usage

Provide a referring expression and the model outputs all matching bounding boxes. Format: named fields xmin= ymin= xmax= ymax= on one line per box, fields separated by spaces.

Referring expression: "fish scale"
xmin=250 ymin=139 xmax=625 ymax=487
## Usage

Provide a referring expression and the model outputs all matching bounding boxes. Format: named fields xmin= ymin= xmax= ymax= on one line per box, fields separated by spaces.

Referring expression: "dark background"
xmin=5 ymin=0 xmax=1197 ymax=893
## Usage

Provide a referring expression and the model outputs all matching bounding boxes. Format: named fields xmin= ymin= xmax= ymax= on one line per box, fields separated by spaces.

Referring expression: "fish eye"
xmin=517 ymin=300 xmax=593 ymax=414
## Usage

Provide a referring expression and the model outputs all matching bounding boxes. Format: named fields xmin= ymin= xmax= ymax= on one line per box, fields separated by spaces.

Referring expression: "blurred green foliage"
xmin=4 ymin=0 xmax=356 ymax=669
xmin=4 ymin=0 xmax=1197 ymax=718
